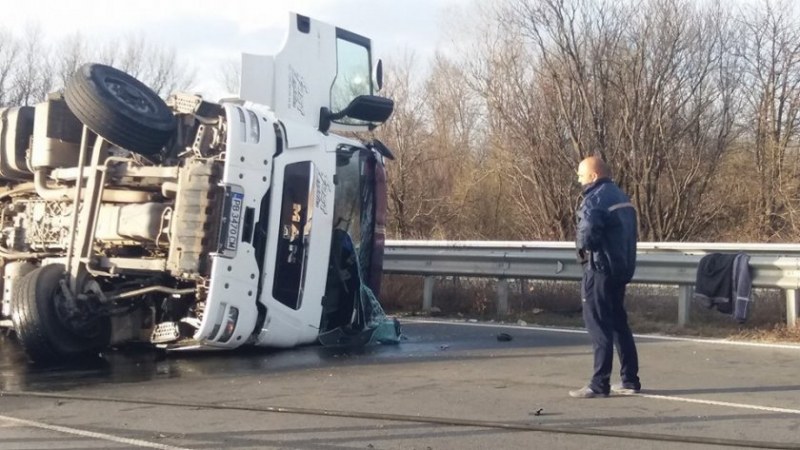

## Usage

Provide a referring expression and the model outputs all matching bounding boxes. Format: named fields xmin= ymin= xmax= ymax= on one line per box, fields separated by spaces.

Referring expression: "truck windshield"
xmin=321 ymin=145 xmax=399 ymax=344
xmin=320 ymin=146 xmax=376 ymax=332
xmin=333 ymin=147 xmax=368 ymax=249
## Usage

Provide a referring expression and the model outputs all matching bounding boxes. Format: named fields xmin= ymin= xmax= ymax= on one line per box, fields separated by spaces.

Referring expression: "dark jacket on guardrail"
xmin=576 ymin=178 xmax=637 ymax=284
xmin=694 ymin=252 xmax=753 ymax=323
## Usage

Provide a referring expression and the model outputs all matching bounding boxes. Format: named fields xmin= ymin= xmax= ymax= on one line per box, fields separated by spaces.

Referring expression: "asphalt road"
xmin=1 ymin=319 xmax=799 ymax=449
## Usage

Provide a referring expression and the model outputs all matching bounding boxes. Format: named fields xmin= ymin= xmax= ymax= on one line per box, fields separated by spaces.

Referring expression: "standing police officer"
xmin=570 ymin=156 xmax=641 ymax=398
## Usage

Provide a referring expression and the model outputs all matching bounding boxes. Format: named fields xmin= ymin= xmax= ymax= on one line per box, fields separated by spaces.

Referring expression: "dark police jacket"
xmin=694 ymin=252 xmax=753 ymax=323
xmin=576 ymin=178 xmax=638 ymax=284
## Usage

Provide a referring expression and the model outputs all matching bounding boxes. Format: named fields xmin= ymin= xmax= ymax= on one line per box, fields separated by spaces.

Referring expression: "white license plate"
xmin=225 ymin=192 xmax=244 ymax=252
xmin=217 ymin=187 xmax=245 ymax=258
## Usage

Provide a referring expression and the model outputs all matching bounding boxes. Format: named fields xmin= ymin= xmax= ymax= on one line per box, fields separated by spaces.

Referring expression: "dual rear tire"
xmin=11 ymin=264 xmax=109 ymax=364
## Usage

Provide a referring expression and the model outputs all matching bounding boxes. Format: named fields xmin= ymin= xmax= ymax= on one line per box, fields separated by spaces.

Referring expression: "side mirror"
xmin=319 ymin=95 xmax=394 ymax=133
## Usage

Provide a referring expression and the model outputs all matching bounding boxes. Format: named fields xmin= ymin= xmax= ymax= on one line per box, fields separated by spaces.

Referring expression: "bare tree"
xmin=94 ymin=34 xmax=195 ymax=97
xmin=373 ymin=53 xmax=441 ymax=238
xmin=55 ymin=32 xmax=89 ymax=89
xmin=0 ymin=29 xmax=20 ymax=106
xmin=736 ymin=0 xmax=800 ymax=239
xmin=421 ymin=55 xmax=495 ymax=238
xmin=95 ymin=37 xmax=121 ymax=69
xmin=610 ymin=0 xmax=737 ymax=240
xmin=468 ymin=14 xmax=580 ymax=239
xmin=7 ymin=25 xmax=54 ymax=106
xmin=489 ymin=0 xmax=737 ymax=241
xmin=0 ymin=25 xmax=194 ymax=107
xmin=217 ymin=58 xmax=241 ymax=95
xmin=141 ymin=46 xmax=195 ymax=96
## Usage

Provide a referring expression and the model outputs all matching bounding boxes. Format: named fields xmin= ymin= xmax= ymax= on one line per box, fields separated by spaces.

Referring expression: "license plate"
xmin=218 ymin=186 xmax=245 ymax=257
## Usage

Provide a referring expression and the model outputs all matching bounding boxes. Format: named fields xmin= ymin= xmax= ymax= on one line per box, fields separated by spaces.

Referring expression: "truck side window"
xmin=273 ymin=161 xmax=314 ymax=310
xmin=330 ymin=37 xmax=371 ymax=123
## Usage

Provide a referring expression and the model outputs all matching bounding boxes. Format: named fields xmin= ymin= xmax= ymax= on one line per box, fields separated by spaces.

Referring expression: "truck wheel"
xmin=64 ymin=63 xmax=176 ymax=156
xmin=11 ymin=264 xmax=110 ymax=363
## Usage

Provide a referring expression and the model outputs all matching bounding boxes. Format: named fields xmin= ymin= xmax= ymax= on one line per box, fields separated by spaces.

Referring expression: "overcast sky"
xmin=0 ymin=0 xmax=466 ymax=98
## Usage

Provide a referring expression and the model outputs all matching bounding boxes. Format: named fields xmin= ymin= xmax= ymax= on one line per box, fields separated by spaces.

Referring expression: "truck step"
xmin=151 ymin=321 xmax=181 ymax=344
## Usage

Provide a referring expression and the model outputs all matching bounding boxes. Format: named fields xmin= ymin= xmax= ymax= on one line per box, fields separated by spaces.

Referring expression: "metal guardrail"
xmin=383 ymin=241 xmax=800 ymax=328
xmin=388 ymin=240 xmax=800 ymax=255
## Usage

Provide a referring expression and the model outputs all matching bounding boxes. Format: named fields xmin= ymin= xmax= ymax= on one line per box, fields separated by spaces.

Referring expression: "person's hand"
xmin=577 ymin=249 xmax=588 ymax=265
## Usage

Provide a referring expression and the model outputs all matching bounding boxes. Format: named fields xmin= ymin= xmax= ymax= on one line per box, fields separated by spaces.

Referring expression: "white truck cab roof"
xmin=240 ymin=13 xmax=389 ymax=134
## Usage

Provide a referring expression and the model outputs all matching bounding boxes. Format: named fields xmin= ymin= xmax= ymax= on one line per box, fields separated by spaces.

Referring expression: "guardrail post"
xmin=423 ymin=276 xmax=435 ymax=311
xmin=786 ymin=289 xmax=798 ymax=328
xmin=497 ymin=278 xmax=509 ymax=316
xmin=678 ymin=285 xmax=693 ymax=326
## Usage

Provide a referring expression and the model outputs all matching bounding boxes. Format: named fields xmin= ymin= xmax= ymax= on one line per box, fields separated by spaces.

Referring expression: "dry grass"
xmin=379 ymin=275 xmax=800 ymax=343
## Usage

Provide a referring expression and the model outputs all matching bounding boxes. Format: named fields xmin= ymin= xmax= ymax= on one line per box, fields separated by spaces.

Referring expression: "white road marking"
xmin=0 ymin=414 xmax=191 ymax=450
xmin=636 ymin=394 xmax=800 ymax=415
xmin=405 ymin=318 xmax=800 ymax=350
xmin=408 ymin=319 xmax=800 ymax=415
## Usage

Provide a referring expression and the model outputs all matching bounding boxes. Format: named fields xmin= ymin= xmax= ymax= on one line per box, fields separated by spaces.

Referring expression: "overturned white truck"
xmin=0 ymin=14 xmax=399 ymax=363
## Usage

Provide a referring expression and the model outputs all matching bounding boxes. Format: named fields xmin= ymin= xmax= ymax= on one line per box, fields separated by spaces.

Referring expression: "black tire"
xmin=11 ymin=264 xmax=110 ymax=363
xmin=64 ymin=63 xmax=176 ymax=155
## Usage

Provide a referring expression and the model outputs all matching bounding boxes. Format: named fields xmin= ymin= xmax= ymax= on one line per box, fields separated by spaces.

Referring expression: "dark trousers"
xmin=581 ymin=268 xmax=640 ymax=393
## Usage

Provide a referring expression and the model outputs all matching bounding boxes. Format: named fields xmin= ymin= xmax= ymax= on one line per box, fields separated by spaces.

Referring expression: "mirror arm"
xmin=319 ymin=107 xmax=332 ymax=133
xmin=320 ymin=104 xmax=356 ymax=133
xmin=319 ymin=107 xmax=346 ymax=133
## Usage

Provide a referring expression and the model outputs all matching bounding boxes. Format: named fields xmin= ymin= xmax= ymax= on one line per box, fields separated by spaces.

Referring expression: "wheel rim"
xmin=103 ymin=75 xmax=161 ymax=116
xmin=52 ymin=280 xmax=106 ymax=341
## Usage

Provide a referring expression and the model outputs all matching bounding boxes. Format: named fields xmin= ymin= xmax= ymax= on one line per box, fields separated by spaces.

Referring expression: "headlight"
xmin=218 ymin=306 xmax=239 ymax=343
xmin=248 ymin=110 xmax=260 ymax=143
